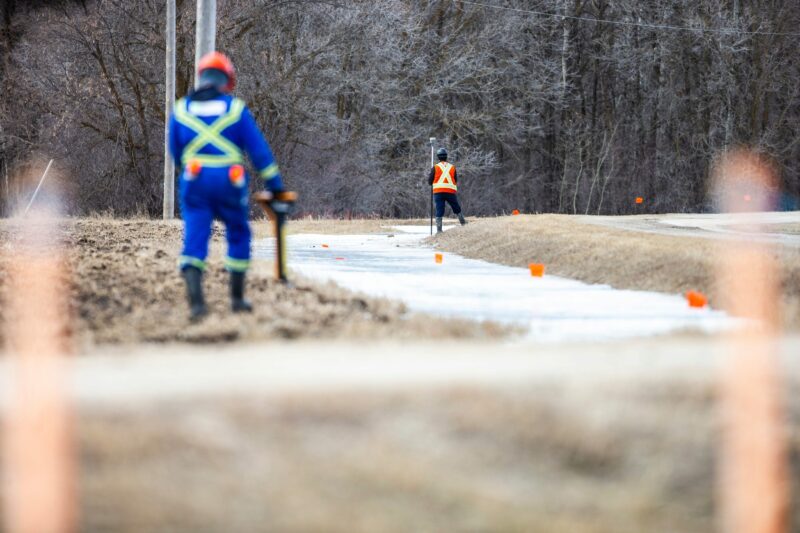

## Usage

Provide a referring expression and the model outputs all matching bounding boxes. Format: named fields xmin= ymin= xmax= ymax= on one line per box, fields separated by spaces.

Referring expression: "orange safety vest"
xmin=433 ymin=162 xmax=457 ymax=194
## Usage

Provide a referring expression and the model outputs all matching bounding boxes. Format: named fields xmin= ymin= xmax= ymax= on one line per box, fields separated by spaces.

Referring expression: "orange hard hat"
xmin=197 ymin=51 xmax=236 ymax=92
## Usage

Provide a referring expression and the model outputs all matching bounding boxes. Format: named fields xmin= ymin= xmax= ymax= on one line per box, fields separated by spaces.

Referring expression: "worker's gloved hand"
xmin=268 ymin=190 xmax=295 ymax=216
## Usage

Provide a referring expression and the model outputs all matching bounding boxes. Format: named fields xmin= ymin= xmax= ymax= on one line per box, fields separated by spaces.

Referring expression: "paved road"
xmin=579 ymin=211 xmax=800 ymax=247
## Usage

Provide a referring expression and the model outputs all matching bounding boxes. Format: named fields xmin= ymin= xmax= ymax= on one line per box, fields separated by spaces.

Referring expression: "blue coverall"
xmin=169 ymin=89 xmax=284 ymax=273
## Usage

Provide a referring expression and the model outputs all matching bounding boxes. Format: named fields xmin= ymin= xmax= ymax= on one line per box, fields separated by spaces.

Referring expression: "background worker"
xmin=169 ymin=51 xmax=285 ymax=320
xmin=428 ymin=147 xmax=466 ymax=233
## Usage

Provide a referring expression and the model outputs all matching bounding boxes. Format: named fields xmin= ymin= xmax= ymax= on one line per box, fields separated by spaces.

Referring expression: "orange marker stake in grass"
xmin=686 ymin=290 xmax=708 ymax=308
xmin=635 ymin=197 xmax=644 ymax=204
xmin=512 ymin=209 xmax=520 ymax=215
xmin=528 ymin=263 xmax=545 ymax=277
xmin=435 ymin=253 xmax=443 ymax=264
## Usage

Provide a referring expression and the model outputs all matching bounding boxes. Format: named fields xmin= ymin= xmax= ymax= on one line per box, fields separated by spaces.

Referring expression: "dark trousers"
xmin=434 ymin=193 xmax=462 ymax=218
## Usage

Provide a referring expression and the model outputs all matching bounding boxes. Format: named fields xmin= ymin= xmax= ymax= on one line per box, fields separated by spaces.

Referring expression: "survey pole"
xmin=429 ymin=137 xmax=436 ymax=235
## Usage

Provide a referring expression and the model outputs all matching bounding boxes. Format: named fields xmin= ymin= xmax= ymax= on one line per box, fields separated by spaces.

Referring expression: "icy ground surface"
xmin=255 ymin=225 xmax=737 ymax=342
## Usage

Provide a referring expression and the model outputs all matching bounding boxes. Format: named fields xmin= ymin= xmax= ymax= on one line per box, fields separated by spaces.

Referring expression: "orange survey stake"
xmin=686 ymin=290 xmax=708 ymax=308
xmin=529 ymin=263 xmax=545 ymax=277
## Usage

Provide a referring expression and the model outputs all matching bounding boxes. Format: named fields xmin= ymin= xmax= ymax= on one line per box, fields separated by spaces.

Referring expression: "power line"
xmin=457 ymin=0 xmax=800 ymax=38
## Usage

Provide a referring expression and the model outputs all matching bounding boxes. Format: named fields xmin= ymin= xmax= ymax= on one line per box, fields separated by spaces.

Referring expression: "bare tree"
xmin=2 ymin=0 xmax=799 ymax=216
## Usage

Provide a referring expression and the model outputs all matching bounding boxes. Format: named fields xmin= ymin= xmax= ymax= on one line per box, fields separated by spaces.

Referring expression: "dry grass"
xmin=0 ymin=215 xmax=797 ymax=532
xmin=62 ymin=363 xmax=800 ymax=532
xmin=74 ymin=388 xmax=714 ymax=533
xmin=432 ymin=215 xmax=800 ymax=328
xmin=0 ymin=219 xmax=509 ymax=347
xmin=79 ymin=213 xmax=426 ymax=237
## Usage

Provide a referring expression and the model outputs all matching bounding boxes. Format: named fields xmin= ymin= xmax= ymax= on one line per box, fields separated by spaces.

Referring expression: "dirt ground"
xmin=1 ymin=215 xmax=799 ymax=531
xmin=6 ymin=338 xmax=792 ymax=533
xmin=0 ymin=218 xmax=506 ymax=348
xmin=76 ymin=387 xmax=722 ymax=533
xmin=3 ymin=213 xmax=795 ymax=341
xmin=431 ymin=214 xmax=800 ymax=328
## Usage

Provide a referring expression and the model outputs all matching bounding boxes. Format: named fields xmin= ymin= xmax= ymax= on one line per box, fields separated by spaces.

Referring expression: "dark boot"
xmin=230 ymin=271 xmax=253 ymax=313
xmin=457 ymin=212 xmax=467 ymax=226
xmin=182 ymin=266 xmax=208 ymax=321
xmin=436 ymin=217 xmax=443 ymax=233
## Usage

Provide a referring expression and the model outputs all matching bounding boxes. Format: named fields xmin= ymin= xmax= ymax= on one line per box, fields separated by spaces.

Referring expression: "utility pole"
xmin=163 ymin=0 xmax=176 ymax=219
xmin=194 ymin=0 xmax=217 ymax=86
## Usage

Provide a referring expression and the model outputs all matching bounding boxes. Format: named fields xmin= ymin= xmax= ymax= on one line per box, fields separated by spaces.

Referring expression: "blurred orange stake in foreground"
xmin=686 ymin=290 xmax=708 ymax=308
xmin=435 ymin=253 xmax=443 ymax=264
xmin=3 ymin=212 xmax=76 ymax=533
xmin=714 ymin=148 xmax=787 ymax=533
xmin=322 ymin=244 xmax=329 ymax=248
xmin=528 ymin=263 xmax=545 ymax=277
xmin=511 ymin=209 xmax=520 ymax=215
xmin=635 ymin=197 xmax=644 ymax=204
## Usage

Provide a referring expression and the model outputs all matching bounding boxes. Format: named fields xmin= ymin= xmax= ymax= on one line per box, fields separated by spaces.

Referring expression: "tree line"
xmin=1 ymin=0 xmax=798 ymax=217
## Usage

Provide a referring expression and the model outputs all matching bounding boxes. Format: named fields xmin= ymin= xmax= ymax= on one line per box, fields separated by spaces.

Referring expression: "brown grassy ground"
xmin=1 ymin=214 xmax=799 ymax=531
xmin=431 ymin=215 xmax=800 ymax=328
xmin=0 ymin=219 xmax=506 ymax=347
xmin=75 ymin=388 xmax=720 ymax=533
xmin=54 ymin=338 xmax=800 ymax=532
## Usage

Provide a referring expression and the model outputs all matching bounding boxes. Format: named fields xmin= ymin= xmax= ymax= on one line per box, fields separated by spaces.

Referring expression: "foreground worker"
xmin=169 ymin=51 xmax=285 ymax=320
xmin=428 ymin=148 xmax=466 ymax=233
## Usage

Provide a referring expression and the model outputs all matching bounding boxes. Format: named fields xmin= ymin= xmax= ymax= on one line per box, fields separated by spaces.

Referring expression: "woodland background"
xmin=1 ymin=0 xmax=799 ymax=217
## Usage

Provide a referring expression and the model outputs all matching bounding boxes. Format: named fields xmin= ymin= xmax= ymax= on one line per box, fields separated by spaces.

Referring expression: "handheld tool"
xmin=254 ymin=190 xmax=298 ymax=283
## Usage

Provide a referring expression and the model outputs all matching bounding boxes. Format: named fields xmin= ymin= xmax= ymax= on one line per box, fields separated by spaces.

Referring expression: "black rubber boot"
xmin=182 ymin=266 xmax=208 ymax=322
xmin=436 ymin=217 xmax=443 ymax=233
xmin=457 ymin=213 xmax=467 ymax=226
xmin=230 ymin=271 xmax=253 ymax=313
